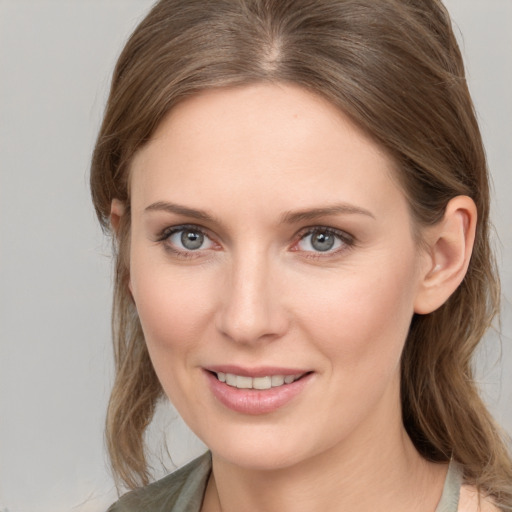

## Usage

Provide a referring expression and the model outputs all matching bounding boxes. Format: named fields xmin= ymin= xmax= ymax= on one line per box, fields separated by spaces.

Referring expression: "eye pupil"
xmin=311 ymin=231 xmax=335 ymax=252
xmin=181 ymin=230 xmax=204 ymax=250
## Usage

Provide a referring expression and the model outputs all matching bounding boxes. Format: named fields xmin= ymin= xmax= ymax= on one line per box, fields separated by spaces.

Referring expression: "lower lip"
xmin=205 ymin=371 xmax=313 ymax=415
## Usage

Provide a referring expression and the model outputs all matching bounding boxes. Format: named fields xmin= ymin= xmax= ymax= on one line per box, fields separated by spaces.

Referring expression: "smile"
xmin=206 ymin=368 xmax=313 ymax=414
xmin=215 ymin=372 xmax=304 ymax=390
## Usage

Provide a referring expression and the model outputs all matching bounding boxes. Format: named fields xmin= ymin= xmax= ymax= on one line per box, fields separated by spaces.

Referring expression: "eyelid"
xmin=296 ymin=225 xmax=354 ymax=242
xmin=157 ymin=223 xmax=208 ymax=241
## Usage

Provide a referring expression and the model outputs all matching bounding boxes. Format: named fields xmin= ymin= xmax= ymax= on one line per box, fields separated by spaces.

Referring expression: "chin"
xmin=214 ymin=445 xmax=307 ymax=471
xmin=198 ymin=421 xmax=333 ymax=472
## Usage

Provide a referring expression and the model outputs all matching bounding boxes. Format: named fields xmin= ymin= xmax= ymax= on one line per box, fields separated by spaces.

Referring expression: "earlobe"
xmin=414 ymin=196 xmax=477 ymax=315
xmin=110 ymin=199 xmax=126 ymax=236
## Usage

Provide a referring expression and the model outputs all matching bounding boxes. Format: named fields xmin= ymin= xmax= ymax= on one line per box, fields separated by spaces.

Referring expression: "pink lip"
xmin=204 ymin=368 xmax=313 ymax=415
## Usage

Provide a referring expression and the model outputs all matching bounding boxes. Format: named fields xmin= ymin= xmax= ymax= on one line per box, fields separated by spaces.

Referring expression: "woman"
xmin=90 ymin=0 xmax=512 ymax=510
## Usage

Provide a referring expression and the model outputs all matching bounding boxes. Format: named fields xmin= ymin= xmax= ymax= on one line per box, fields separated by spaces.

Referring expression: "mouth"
xmin=210 ymin=371 xmax=307 ymax=390
xmin=204 ymin=366 xmax=313 ymax=414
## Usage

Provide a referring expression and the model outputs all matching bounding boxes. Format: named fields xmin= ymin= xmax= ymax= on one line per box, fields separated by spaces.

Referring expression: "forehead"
xmin=129 ymin=83 xmax=406 ymax=222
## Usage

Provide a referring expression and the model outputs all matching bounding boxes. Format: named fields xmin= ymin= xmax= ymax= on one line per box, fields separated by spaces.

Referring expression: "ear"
xmin=414 ymin=196 xmax=477 ymax=315
xmin=110 ymin=198 xmax=126 ymax=236
xmin=110 ymin=199 xmax=134 ymax=295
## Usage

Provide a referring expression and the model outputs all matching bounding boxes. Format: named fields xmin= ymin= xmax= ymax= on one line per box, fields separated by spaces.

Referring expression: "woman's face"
xmin=126 ymin=84 xmax=429 ymax=470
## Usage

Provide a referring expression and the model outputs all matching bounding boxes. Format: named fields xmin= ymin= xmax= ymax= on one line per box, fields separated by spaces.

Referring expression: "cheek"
xmin=297 ymin=257 xmax=418 ymax=370
xmin=129 ymin=259 xmax=218 ymax=414
xmin=129 ymin=256 xmax=216 ymax=355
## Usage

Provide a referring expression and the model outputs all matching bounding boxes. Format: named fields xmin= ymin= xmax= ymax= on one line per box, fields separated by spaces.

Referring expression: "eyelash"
xmin=156 ymin=224 xmax=355 ymax=259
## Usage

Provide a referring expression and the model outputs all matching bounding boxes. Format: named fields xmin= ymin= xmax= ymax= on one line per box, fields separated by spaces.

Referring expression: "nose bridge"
xmin=216 ymin=245 xmax=287 ymax=344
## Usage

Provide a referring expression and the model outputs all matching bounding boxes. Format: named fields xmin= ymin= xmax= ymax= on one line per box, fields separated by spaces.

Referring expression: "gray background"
xmin=0 ymin=1 xmax=510 ymax=511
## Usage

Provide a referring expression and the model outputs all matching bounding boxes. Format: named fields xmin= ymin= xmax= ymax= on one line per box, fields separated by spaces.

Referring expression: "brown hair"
xmin=90 ymin=0 xmax=512 ymax=506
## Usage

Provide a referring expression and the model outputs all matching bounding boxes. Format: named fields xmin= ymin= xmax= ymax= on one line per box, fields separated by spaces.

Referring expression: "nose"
xmin=215 ymin=249 xmax=289 ymax=345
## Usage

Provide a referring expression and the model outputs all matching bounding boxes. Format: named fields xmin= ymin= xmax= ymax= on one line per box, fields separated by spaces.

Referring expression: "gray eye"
xmin=167 ymin=227 xmax=215 ymax=253
xmin=180 ymin=229 xmax=204 ymax=250
xmin=310 ymin=230 xmax=336 ymax=251
xmin=297 ymin=228 xmax=344 ymax=253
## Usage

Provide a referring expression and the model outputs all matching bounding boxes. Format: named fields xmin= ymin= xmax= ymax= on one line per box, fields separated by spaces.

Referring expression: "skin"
xmin=114 ymin=83 xmax=480 ymax=511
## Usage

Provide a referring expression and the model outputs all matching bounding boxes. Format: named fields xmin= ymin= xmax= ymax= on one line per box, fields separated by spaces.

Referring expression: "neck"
xmin=203 ymin=383 xmax=448 ymax=512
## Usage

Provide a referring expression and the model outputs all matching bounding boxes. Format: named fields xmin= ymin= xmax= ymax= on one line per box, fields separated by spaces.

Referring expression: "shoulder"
xmin=458 ymin=485 xmax=501 ymax=512
xmin=106 ymin=452 xmax=212 ymax=512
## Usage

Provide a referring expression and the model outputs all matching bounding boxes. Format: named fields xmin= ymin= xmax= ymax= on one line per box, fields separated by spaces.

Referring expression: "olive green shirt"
xmin=107 ymin=452 xmax=463 ymax=512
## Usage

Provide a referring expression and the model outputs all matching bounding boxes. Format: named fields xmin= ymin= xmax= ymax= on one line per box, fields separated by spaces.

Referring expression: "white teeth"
xmin=216 ymin=372 xmax=303 ymax=389
xmin=226 ymin=373 xmax=237 ymax=386
xmin=271 ymin=375 xmax=285 ymax=387
xmin=236 ymin=376 xmax=253 ymax=389
xmin=253 ymin=376 xmax=272 ymax=390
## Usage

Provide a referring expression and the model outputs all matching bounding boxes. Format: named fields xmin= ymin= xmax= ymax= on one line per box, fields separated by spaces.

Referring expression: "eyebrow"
xmin=281 ymin=204 xmax=375 ymax=224
xmin=145 ymin=201 xmax=218 ymax=223
xmin=144 ymin=201 xmax=375 ymax=225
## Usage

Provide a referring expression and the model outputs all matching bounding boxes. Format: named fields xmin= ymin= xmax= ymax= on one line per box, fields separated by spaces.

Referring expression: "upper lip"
xmin=205 ymin=365 xmax=310 ymax=378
